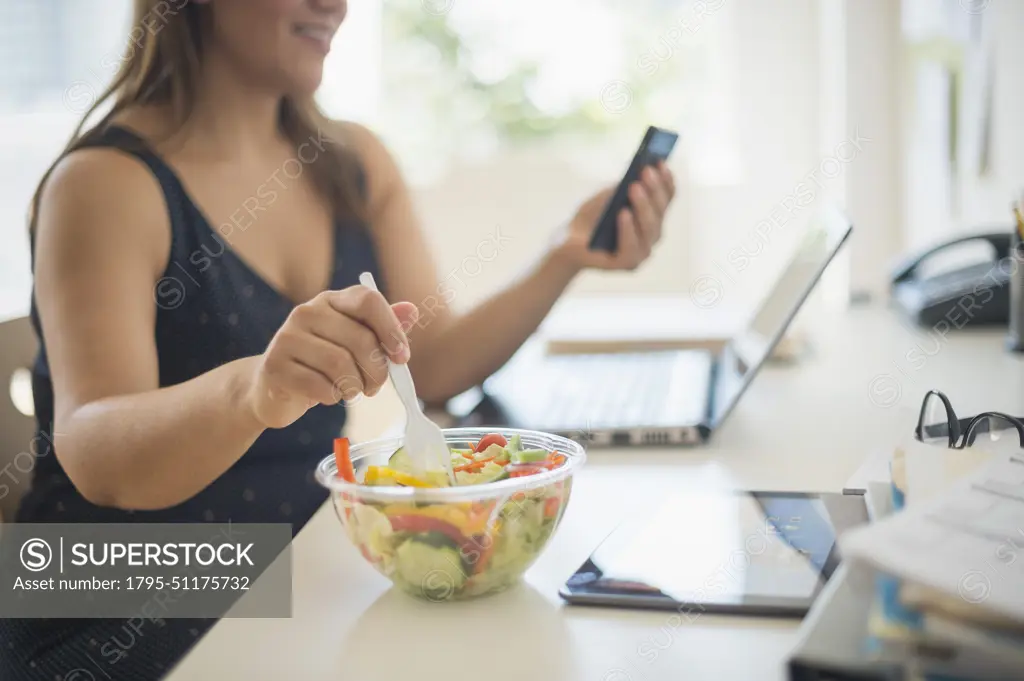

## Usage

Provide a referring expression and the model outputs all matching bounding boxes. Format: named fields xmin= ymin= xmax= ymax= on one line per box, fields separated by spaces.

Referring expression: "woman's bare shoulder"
xmin=43 ymin=144 xmax=168 ymax=230
xmin=36 ymin=138 xmax=172 ymax=272
xmin=329 ymin=120 xmax=392 ymax=168
xmin=327 ymin=120 xmax=402 ymax=211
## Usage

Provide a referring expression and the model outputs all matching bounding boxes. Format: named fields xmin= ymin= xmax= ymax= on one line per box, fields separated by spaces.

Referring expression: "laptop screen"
xmin=707 ymin=205 xmax=852 ymax=428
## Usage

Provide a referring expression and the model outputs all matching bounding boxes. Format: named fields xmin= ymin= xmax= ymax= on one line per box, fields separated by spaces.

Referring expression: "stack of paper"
xmin=838 ymin=450 xmax=1024 ymax=681
xmin=788 ymin=439 xmax=1024 ymax=680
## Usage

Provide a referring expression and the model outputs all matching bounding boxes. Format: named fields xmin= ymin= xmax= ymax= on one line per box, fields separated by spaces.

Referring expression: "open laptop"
xmin=452 ymin=203 xmax=853 ymax=447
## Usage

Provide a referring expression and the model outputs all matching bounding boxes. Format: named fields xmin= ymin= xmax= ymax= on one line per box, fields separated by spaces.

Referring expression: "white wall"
xmin=840 ymin=0 xmax=904 ymax=298
xmin=412 ymin=145 xmax=616 ymax=313
xmin=685 ymin=0 xmax=823 ymax=317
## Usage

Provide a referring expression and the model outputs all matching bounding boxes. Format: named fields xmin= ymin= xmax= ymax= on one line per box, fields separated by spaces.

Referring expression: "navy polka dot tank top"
xmin=1 ymin=124 xmax=383 ymax=680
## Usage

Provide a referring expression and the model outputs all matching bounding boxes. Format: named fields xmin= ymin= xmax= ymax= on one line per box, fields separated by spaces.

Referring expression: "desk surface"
xmin=165 ymin=304 xmax=1024 ymax=681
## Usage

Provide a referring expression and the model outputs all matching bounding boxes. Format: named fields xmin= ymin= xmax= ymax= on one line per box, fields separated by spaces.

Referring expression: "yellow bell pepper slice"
xmin=365 ymin=466 xmax=438 ymax=488
xmin=381 ymin=503 xmax=464 ymax=525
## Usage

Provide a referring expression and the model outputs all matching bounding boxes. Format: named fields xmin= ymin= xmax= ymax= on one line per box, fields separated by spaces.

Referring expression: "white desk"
xmin=165 ymin=304 xmax=1024 ymax=681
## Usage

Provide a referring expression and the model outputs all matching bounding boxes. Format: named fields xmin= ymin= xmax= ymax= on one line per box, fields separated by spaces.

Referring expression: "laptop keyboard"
xmin=491 ymin=351 xmax=711 ymax=432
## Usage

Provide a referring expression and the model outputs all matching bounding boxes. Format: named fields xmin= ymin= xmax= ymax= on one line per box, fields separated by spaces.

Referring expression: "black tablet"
xmin=559 ymin=490 xmax=869 ymax=617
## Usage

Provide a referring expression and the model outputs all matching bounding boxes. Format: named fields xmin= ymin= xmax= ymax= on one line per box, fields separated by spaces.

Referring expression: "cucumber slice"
xmin=388 ymin=447 xmax=416 ymax=474
xmin=393 ymin=540 xmax=467 ymax=597
xmin=507 ymin=433 xmax=522 ymax=453
xmin=509 ymin=449 xmax=549 ymax=464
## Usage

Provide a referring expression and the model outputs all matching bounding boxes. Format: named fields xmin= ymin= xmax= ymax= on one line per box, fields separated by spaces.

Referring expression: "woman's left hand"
xmin=552 ymin=161 xmax=676 ymax=272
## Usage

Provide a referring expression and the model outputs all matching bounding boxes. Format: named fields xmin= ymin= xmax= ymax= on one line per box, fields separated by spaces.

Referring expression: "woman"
xmin=1 ymin=0 xmax=674 ymax=678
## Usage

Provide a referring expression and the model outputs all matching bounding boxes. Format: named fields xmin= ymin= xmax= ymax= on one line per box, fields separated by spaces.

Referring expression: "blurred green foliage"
xmin=381 ymin=0 xmax=686 ymax=141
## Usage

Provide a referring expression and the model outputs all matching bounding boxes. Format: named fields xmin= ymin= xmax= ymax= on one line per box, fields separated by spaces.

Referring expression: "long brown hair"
xmin=29 ymin=0 xmax=366 ymax=234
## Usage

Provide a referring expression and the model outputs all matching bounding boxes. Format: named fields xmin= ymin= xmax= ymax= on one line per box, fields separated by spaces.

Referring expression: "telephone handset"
xmin=890 ymin=230 xmax=1012 ymax=328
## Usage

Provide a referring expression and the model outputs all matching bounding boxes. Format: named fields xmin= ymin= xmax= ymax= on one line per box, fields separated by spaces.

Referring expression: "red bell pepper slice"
xmin=388 ymin=515 xmax=467 ymax=546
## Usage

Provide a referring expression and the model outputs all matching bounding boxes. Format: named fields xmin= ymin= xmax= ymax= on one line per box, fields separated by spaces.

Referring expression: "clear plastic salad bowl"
xmin=315 ymin=428 xmax=585 ymax=602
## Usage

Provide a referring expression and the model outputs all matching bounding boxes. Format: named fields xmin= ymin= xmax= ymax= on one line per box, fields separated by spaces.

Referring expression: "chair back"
xmin=0 ymin=316 xmax=39 ymax=523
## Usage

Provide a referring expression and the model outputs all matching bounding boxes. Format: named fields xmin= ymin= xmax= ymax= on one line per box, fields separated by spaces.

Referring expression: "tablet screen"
xmin=563 ymin=491 xmax=866 ymax=614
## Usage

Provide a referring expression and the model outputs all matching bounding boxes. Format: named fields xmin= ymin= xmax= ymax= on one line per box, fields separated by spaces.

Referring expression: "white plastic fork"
xmin=359 ymin=272 xmax=456 ymax=485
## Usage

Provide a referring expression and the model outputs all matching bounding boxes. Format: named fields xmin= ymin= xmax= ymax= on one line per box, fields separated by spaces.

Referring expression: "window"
xmin=331 ymin=0 xmax=742 ymax=187
xmin=0 ymin=0 xmax=133 ymax=318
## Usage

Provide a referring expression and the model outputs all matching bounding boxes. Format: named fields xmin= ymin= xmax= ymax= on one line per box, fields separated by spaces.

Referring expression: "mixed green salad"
xmin=332 ymin=433 xmax=571 ymax=600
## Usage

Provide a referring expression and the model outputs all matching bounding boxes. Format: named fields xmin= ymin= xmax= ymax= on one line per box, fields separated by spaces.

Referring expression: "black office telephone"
xmin=890 ymin=230 xmax=1012 ymax=328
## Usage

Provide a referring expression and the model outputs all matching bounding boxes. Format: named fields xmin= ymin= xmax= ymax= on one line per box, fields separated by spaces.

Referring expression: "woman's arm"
xmin=35 ymin=150 xmax=415 ymax=510
xmin=34 ymin=150 xmax=267 ymax=509
xmin=343 ymin=123 xmax=675 ymax=404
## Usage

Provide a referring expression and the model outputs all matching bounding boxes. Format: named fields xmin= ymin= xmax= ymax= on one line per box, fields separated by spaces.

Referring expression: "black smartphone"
xmin=588 ymin=126 xmax=678 ymax=253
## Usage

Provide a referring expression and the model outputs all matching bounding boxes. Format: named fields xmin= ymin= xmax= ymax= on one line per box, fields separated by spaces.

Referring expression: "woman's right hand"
xmin=246 ymin=286 xmax=420 ymax=429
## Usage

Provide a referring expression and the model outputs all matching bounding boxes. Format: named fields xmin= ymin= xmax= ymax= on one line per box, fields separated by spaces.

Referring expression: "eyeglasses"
xmin=915 ymin=389 xmax=1024 ymax=449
